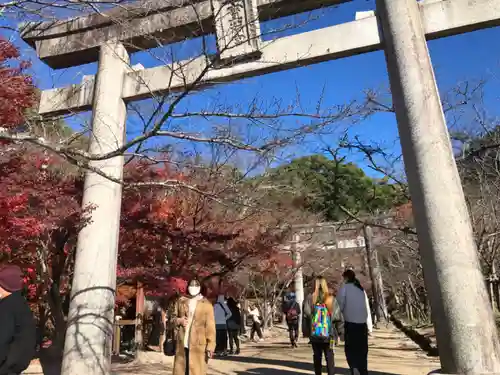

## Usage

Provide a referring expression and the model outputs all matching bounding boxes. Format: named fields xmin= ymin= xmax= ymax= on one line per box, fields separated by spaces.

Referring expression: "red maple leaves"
xmin=118 ymin=161 xmax=257 ymax=295
xmin=0 ymin=38 xmax=35 ymax=130
xmin=0 ymin=149 xmax=286 ymax=304
xmin=0 ymin=147 xmax=84 ymax=304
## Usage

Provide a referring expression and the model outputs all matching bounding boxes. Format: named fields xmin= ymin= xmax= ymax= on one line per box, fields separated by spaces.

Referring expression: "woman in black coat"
xmin=226 ymin=297 xmax=242 ymax=354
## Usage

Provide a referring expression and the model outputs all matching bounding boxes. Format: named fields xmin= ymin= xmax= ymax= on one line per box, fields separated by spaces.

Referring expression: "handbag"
xmin=163 ymin=330 xmax=176 ymax=356
xmin=227 ymin=320 xmax=240 ymax=331
xmin=163 ymin=315 xmax=176 ymax=357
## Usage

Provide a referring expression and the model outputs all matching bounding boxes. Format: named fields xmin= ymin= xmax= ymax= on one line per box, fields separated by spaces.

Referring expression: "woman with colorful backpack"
xmin=337 ymin=269 xmax=373 ymax=375
xmin=303 ymin=276 xmax=344 ymax=375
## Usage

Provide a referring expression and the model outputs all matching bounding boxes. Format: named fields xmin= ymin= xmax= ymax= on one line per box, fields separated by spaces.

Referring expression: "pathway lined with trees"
xmin=2 ymin=1 xmax=500 ymax=373
xmin=24 ymin=325 xmax=439 ymax=375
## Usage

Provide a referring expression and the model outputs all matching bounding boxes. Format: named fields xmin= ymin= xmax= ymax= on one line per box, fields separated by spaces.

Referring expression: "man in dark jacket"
xmin=0 ymin=265 xmax=36 ymax=375
xmin=282 ymin=292 xmax=301 ymax=348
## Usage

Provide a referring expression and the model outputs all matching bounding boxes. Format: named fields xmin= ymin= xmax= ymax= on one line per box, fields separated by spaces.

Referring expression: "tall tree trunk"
xmin=38 ymin=304 xmax=47 ymax=348
xmin=47 ymin=282 xmax=67 ymax=350
xmin=363 ymin=226 xmax=388 ymax=322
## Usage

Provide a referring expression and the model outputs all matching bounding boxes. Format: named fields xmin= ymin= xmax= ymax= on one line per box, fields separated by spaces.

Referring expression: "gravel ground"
xmin=24 ymin=325 xmax=440 ymax=375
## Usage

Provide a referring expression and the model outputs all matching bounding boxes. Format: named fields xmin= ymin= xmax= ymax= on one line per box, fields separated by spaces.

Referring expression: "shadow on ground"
xmin=219 ymin=355 xmax=402 ymax=375
xmin=369 ymin=346 xmax=421 ymax=352
xmin=31 ymin=353 xmax=136 ymax=375
xmin=390 ymin=316 xmax=438 ymax=357
xmin=232 ymin=366 xmax=400 ymax=375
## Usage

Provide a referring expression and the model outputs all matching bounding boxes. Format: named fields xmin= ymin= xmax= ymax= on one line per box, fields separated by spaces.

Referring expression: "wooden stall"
xmin=113 ymin=281 xmax=167 ymax=355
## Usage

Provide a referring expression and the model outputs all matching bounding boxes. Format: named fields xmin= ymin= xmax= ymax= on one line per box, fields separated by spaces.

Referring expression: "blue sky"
xmin=5 ymin=0 xmax=500 ymax=177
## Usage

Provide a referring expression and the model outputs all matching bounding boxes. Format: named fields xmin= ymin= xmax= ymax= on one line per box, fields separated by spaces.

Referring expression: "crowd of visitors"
xmin=167 ymin=278 xmax=267 ymax=375
xmin=167 ymin=270 xmax=373 ymax=375
xmin=0 ymin=262 xmax=372 ymax=375
xmin=299 ymin=270 xmax=372 ymax=375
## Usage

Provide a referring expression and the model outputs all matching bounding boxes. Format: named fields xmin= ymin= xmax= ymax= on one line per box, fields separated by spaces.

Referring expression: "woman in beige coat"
xmin=172 ymin=279 xmax=216 ymax=375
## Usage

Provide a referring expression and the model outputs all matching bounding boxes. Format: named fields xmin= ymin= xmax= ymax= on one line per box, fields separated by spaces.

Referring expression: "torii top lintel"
xmin=20 ymin=0 xmax=350 ymax=69
xmin=35 ymin=0 xmax=500 ymax=116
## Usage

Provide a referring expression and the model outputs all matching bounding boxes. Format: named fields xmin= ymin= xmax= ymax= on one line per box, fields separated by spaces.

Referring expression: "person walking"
xmin=237 ymin=301 xmax=246 ymax=336
xmin=282 ymin=292 xmax=301 ymax=348
xmin=0 ymin=265 xmax=36 ymax=375
xmin=369 ymin=296 xmax=377 ymax=329
xmin=303 ymin=276 xmax=343 ymax=375
xmin=213 ymin=294 xmax=232 ymax=356
xmin=247 ymin=304 xmax=263 ymax=342
xmin=226 ymin=297 xmax=241 ymax=355
xmin=337 ymin=269 xmax=373 ymax=375
xmin=172 ymin=278 xmax=216 ymax=375
xmin=148 ymin=300 xmax=164 ymax=348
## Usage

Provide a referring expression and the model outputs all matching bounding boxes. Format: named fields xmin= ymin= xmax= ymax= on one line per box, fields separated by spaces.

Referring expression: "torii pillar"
xmin=378 ymin=0 xmax=500 ymax=372
xmin=61 ymin=41 xmax=129 ymax=375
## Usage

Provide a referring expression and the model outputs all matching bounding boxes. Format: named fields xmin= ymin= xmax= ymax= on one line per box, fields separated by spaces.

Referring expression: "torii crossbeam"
xmin=28 ymin=0 xmax=500 ymax=116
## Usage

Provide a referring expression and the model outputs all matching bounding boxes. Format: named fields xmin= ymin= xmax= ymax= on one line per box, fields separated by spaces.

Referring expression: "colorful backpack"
xmin=311 ymin=303 xmax=332 ymax=341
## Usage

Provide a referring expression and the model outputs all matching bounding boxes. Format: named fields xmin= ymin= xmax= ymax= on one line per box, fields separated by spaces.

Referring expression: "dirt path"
xmin=25 ymin=325 xmax=440 ymax=375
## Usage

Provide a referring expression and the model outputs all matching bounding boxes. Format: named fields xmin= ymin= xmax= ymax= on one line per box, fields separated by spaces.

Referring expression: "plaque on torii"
xmin=213 ymin=0 xmax=261 ymax=62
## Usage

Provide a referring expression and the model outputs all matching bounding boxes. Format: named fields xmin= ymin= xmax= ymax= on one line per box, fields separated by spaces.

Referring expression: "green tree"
xmin=261 ymin=155 xmax=405 ymax=221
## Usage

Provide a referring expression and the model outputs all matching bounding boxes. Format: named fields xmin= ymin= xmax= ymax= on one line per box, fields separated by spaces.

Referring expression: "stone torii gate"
xmin=21 ymin=0 xmax=500 ymax=374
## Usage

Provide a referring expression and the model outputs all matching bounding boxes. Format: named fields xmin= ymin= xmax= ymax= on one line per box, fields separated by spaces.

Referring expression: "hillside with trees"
xmin=258 ymin=154 xmax=407 ymax=222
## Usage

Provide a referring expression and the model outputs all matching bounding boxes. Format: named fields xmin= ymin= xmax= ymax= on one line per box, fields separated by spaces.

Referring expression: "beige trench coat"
xmin=172 ymin=297 xmax=216 ymax=375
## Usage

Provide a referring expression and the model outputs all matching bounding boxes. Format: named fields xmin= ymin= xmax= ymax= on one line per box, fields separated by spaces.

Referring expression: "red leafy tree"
xmin=117 ymin=160 xmax=291 ymax=299
xmin=0 ymin=38 xmax=35 ymax=130
xmin=0 ymin=146 xmax=87 ymax=345
xmin=1 ymin=149 xmax=296 ymax=345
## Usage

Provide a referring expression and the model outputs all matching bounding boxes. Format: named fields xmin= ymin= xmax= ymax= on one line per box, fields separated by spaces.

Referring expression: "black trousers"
xmin=344 ymin=322 xmax=369 ymax=375
xmin=184 ymin=348 xmax=190 ymax=375
xmin=215 ymin=328 xmax=228 ymax=353
xmin=312 ymin=342 xmax=335 ymax=375
xmin=228 ymin=329 xmax=240 ymax=351
xmin=250 ymin=321 xmax=263 ymax=340
xmin=287 ymin=321 xmax=299 ymax=344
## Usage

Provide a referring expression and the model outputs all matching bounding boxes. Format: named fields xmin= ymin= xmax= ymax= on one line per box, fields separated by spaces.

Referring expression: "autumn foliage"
xmin=117 ymin=161 xmax=289 ymax=298
xmin=0 ymin=146 xmax=87 ymax=346
xmin=0 ymin=38 xmax=35 ymax=130
xmin=0 ymin=42 xmax=294 ymax=334
xmin=0 ymin=140 xmax=291 ymax=338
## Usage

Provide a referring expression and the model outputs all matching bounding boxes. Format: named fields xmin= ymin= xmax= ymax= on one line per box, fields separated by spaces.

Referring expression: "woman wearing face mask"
xmin=172 ymin=279 xmax=216 ymax=375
